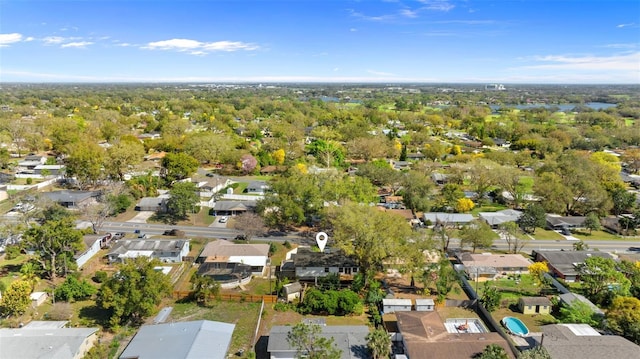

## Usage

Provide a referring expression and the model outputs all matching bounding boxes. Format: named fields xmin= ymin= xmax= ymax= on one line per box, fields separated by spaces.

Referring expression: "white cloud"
xmin=43 ymin=36 xmax=66 ymax=45
xmin=0 ymin=33 xmax=23 ymax=46
xmin=61 ymin=41 xmax=93 ymax=48
xmin=24 ymin=37 xmax=34 ymax=42
xmin=400 ymin=9 xmax=418 ymax=18
xmin=525 ymin=52 xmax=640 ymax=71
xmin=601 ymin=43 xmax=637 ymax=49
xmin=418 ymin=0 xmax=455 ymax=12
xmin=617 ymin=23 xmax=637 ymax=28
xmin=143 ymin=38 xmax=258 ymax=54
xmin=350 ymin=28 xmax=358 ymax=32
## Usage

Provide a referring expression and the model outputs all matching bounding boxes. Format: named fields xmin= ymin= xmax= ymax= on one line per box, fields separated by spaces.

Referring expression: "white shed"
xmin=30 ymin=292 xmax=48 ymax=307
xmin=415 ymin=298 xmax=435 ymax=311
xmin=383 ymin=298 xmax=412 ymax=314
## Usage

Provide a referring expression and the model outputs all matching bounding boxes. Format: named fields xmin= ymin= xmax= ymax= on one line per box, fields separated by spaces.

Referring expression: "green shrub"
xmin=26 ymin=178 xmax=32 ymax=185
xmin=4 ymin=245 xmax=21 ymax=260
xmin=273 ymin=302 xmax=290 ymax=311
xmin=54 ymin=276 xmax=97 ymax=302
xmin=93 ymin=271 xmax=108 ymax=283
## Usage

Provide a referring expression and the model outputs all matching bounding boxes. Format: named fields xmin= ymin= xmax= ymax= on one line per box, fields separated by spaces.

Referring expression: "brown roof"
xmin=199 ymin=240 xmax=269 ymax=260
xmin=460 ymin=253 xmax=531 ymax=269
xmin=396 ymin=311 xmax=515 ymax=359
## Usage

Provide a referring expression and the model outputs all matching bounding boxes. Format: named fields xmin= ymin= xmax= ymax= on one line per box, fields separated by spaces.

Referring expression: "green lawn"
xmin=571 ymin=229 xmax=633 ymax=241
xmin=170 ymin=301 xmax=262 ymax=357
xmin=530 ymin=229 xmax=565 ymax=241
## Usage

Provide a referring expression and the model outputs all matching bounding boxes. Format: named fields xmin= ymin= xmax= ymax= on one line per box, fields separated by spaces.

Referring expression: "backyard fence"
xmin=172 ymin=291 xmax=277 ymax=303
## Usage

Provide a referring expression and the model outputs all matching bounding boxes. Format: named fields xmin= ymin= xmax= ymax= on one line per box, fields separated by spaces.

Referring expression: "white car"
xmin=218 ymin=216 xmax=229 ymax=223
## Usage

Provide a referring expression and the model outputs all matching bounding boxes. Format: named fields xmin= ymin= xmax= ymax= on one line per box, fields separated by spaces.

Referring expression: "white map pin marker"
xmin=316 ymin=232 xmax=328 ymax=253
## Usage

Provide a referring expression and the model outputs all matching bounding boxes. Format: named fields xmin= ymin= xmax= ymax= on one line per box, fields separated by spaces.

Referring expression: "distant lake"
xmin=490 ymin=102 xmax=616 ymax=112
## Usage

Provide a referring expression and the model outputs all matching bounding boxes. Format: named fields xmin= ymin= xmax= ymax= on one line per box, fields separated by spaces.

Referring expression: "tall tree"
xmin=459 ymin=220 xmax=496 ymax=253
xmin=401 ymin=170 xmax=434 ymax=213
xmin=97 ymin=257 xmax=172 ymax=328
xmin=499 ymin=221 xmax=528 ymax=254
xmin=190 ymin=273 xmax=220 ymax=307
xmin=105 ymin=137 xmax=145 ymax=180
xmin=583 ymin=213 xmax=601 ymax=234
xmin=232 ymin=212 xmax=266 ymax=241
xmin=605 ymin=296 xmax=640 ymax=345
xmin=286 ymin=322 xmax=342 ymax=359
xmin=366 ymin=328 xmax=392 ymax=359
xmin=517 ymin=204 xmax=546 ymax=234
xmin=167 ymin=181 xmax=199 ymax=220
xmin=578 ymin=256 xmax=631 ymax=305
xmin=64 ymin=142 xmax=105 ymax=189
xmin=22 ymin=218 xmax=84 ymax=280
xmin=327 ymin=203 xmax=414 ymax=278
xmin=161 ymin=152 xmax=199 ymax=183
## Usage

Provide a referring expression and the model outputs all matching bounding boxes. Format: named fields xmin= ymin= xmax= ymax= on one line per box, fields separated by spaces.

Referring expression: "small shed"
xmin=30 ymin=292 xmax=48 ymax=307
xmin=518 ymin=297 xmax=552 ymax=315
xmin=282 ymin=282 xmax=303 ymax=303
xmin=415 ymin=298 xmax=435 ymax=312
xmin=383 ymin=298 xmax=412 ymax=314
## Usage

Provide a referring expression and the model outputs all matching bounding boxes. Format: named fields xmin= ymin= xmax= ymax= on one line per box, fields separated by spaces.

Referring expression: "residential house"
xmin=267 ymin=324 xmax=370 ymax=359
xmin=41 ymin=190 xmax=100 ymax=209
xmin=539 ymin=324 xmax=640 ymax=359
xmin=518 ymin=297 xmax=552 ymax=315
xmin=17 ymin=155 xmax=47 ymax=170
xmin=119 ymin=320 xmax=235 ymax=359
xmin=135 ymin=196 xmax=169 ymax=212
xmin=197 ymin=262 xmax=253 ymax=289
xmin=246 ymin=180 xmax=269 ymax=194
xmin=531 ymin=250 xmax=616 ymax=282
xmin=557 ymin=293 xmax=604 ymax=316
xmin=0 ymin=326 xmax=99 ymax=359
xmin=479 ymin=209 xmax=522 ymax=228
xmin=431 ymin=173 xmax=449 ymax=185
xmin=279 ymin=247 xmax=359 ymax=281
xmin=423 ymin=212 xmax=474 ymax=227
xmin=383 ymin=298 xmax=413 ymax=314
xmin=459 ymin=253 xmax=531 ymax=280
xmin=197 ymin=240 xmax=269 ymax=276
xmin=106 ymin=239 xmax=190 ymax=264
xmin=546 ymin=214 xmax=587 ymax=231
xmin=211 ymin=200 xmax=256 ymax=216
xmin=34 ymin=164 xmax=65 ymax=177
xmin=395 ymin=311 xmax=515 ymax=359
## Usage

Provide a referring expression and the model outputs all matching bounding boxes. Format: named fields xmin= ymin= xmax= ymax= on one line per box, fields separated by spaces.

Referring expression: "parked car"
xmin=163 ymin=229 xmax=185 ymax=236
xmin=235 ymin=234 xmax=247 ymax=241
xmin=629 ymin=247 xmax=640 ymax=252
xmin=218 ymin=216 xmax=229 ymax=223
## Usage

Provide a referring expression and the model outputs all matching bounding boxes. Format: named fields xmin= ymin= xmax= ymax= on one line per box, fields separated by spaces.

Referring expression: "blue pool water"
xmin=502 ymin=316 xmax=529 ymax=336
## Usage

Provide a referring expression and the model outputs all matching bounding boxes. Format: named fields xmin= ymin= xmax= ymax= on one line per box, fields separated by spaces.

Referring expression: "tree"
xmin=517 ymin=204 xmax=546 ymax=234
xmin=366 ymin=328 xmax=391 ymax=359
xmin=190 ymin=273 xmax=220 ymax=307
xmin=499 ymin=221 xmax=528 ymax=254
xmin=272 ymin=148 xmax=286 ymax=165
xmin=105 ymin=138 xmax=145 ymax=180
xmin=327 ymin=203 xmax=414 ymax=278
xmin=435 ymin=257 xmax=458 ymax=302
xmin=54 ymin=275 xmax=97 ymax=302
xmin=232 ymin=212 xmax=266 ymax=241
xmin=528 ymin=262 xmax=549 ymax=286
xmin=257 ymin=171 xmax=322 ymax=229
xmin=605 ymin=296 xmax=640 ymax=345
xmin=161 ymin=152 xmax=199 ymax=183
xmin=239 ymin=153 xmax=258 ymax=174
xmin=572 ymin=240 xmax=589 ymax=251
xmin=610 ymin=187 xmax=636 ymax=216
xmin=0 ymin=280 xmax=32 ymax=317
xmin=477 ymin=344 xmax=509 ymax=359
xmin=97 ymin=257 xmax=172 ymax=328
xmin=583 ymin=213 xmax=601 ymax=234
xmin=456 ymin=198 xmax=475 ymax=213
xmin=64 ymin=142 xmax=105 ymax=189
xmin=481 ymin=282 xmax=501 ymax=312
xmin=306 ymin=139 xmax=345 ymax=168
xmin=22 ymin=218 xmax=84 ymax=280
xmin=459 ymin=221 xmax=496 ymax=253
xmin=401 ymin=170 xmax=434 ymax=213
xmin=578 ymin=256 xmax=631 ymax=305
xmin=167 ymin=181 xmax=199 ymax=220
xmin=20 ymin=262 xmax=40 ymax=292
xmin=558 ymin=300 xmax=601 ymax=327
xmin=286 ymin=322 xmax=342 ymax=359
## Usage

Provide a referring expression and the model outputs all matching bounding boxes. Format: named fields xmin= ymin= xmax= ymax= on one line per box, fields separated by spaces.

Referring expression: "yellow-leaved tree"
xmin=528 ymin=262 xmax=549 ymax=285
xmin=455 ymin=198 xmax=475 ymax=213
xmin=273 ymin=148 xmax=286 ymax=165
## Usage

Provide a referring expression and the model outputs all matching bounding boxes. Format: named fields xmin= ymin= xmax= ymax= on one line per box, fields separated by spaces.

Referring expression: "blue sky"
xmin=0 ymin=0 xmax=638 ymax=83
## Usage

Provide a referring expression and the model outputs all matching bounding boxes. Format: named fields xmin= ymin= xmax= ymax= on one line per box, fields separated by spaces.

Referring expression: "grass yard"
xmin=490 ymin=307 xmax=556 ymax=333
xmin=170 ymin=301 xmax=262 ymax=357
xmin=530 ymin=229 xmax=565 ymax=241
xmin=437 ymin=306 xmax=480 ymax=320
xmin=0 ymin=253 xmax=29 ymax=288
xmin=571 ymin=229 xmax=631 ymax=241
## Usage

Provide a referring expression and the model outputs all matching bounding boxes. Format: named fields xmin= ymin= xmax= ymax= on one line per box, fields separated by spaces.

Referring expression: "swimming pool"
xmin=502 ymin=316 xmax=529 ymax=337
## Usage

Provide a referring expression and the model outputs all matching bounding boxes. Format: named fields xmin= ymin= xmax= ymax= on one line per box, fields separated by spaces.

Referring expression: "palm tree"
xmin=20 ymin=262 xmax=40 ymax=292
xmin=190 ymin=274 xmax=220 ymax=307
xmin=366 ymin=328 xmax=391 ymax=359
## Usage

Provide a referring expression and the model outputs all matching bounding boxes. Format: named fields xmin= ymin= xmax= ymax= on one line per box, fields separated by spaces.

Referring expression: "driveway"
xmin=128 ymin=211 xmax=155 ymax=223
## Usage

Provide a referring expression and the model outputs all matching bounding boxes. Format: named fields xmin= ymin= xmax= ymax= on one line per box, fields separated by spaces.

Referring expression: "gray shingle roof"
xmin=0 ymin=327 xmax=98 ymax=359
xmin=541 ymin=324 xmax=640 ymax=359
xmin=267 ymin=325 xmax=370 ymax=359
xmin=119 ymin=320 xmax=235 ymax=359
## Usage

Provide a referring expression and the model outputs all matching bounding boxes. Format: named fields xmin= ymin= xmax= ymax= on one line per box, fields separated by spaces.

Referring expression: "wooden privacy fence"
xmin=172 ymin=291 xmax=278 ymax=303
